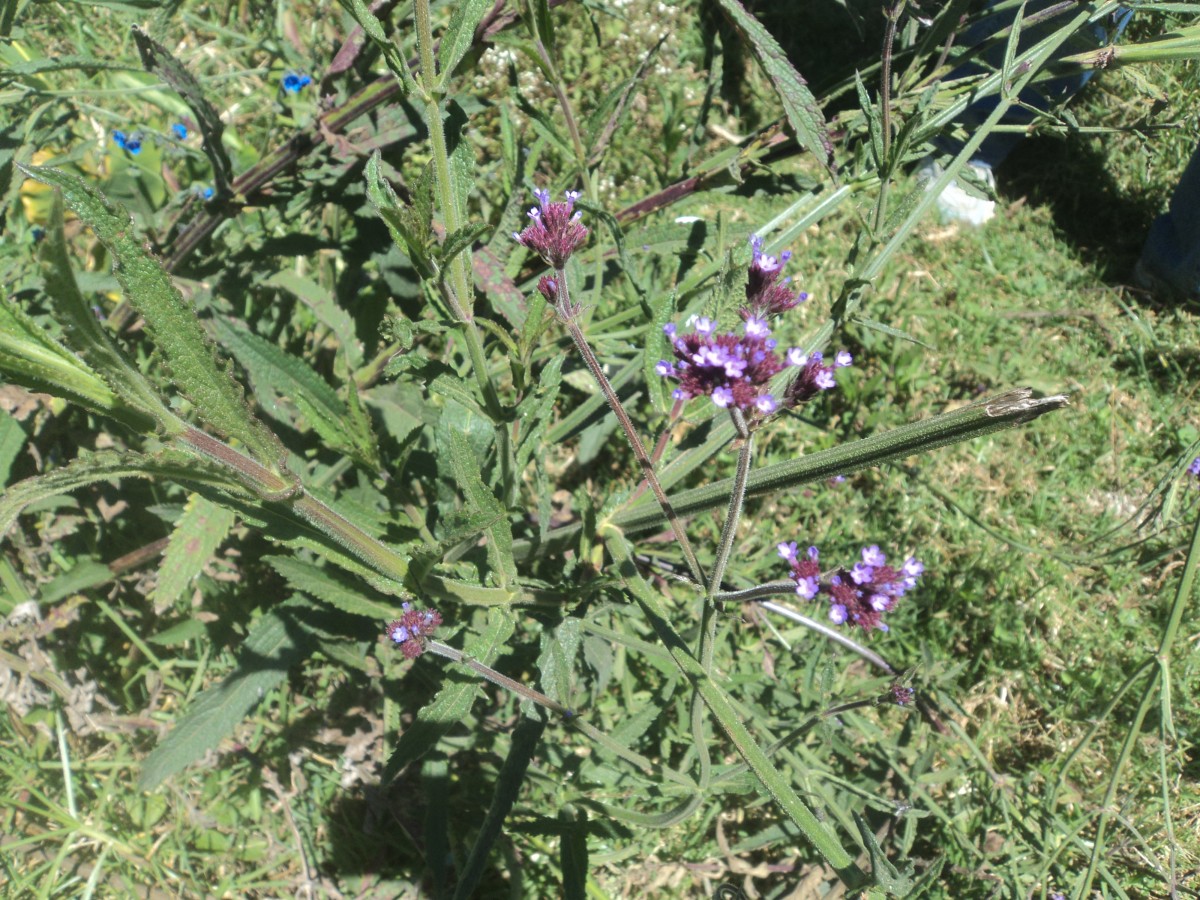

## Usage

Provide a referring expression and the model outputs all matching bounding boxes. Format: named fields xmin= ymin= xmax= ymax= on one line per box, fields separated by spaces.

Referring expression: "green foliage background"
xmin=1 ymin=0 xmax=1199 ymax=896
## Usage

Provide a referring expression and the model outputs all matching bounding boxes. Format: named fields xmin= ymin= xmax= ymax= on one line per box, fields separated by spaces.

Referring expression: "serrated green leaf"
xmin=446 ymin=428 xmax=517 ymax=588
xmin=187 ymin=485 xmax=408 ymax=597
xmin=440 ymin=222 xmax=492 ymax=272
xmin=131 ymin=26 xmax=234 ymax=198
xmin=515 ymin=354 xmax=563 ymax=473
xmin=212 ymin=317 xmax=379 ymax=469
xmin=436 ymin=0 xmax=491 ymax=88
xmin=428 ymin=373 xmax=487 ymax=418
xmin=139 ymin=598 xmax=315 ymax=789
xmin=537 ymin=616 xmax=580 ymax=707
xmin=19 ymin=165 xmax=287 ymax=474
xmin=39 ymin=192 xmax=177 ymax=432
xmin=713 ymin=0 xmax=833 ymax=171
xmin=336 ymin=0 xmax=418 ymax=95
xmin=0 ymin=449 xmax=242 ymax=541
xmin=365 ymin=153 xmax=436 ymax=279
xmin=151 ymin=493 xmax=236 ymax=609
xmin=264 ymin=270 xmax=363 ymax=368
xmin=382 ymin=607 xmax=516 ymax=783
xmin=267 ymin=555 xmax=399 ymax=621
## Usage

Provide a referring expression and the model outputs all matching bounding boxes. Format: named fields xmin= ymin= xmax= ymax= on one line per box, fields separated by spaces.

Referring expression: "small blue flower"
xmin=171 ymin=122 xmax=188 ymax=140
xmin=282 ymin=72 xmax=313 ymax=93
xmin=202 ymin=187 xmax=214 ymax=200
xmin=31 ymin=226 xmax=45 ymax=243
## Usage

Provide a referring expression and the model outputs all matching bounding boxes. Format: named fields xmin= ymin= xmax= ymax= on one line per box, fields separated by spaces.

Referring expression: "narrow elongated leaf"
xmin=131 ymin=25 xmax=233 ymax=198
xmin=365 ymin=153 xmax=435 ymax=278
xmin=452 ymin=719 xmax=546 ymax=900
xmin=382 ymin=607 xmax=516 ymax=783
xmin=151 ymin=493 xmax=236 ymax=610
xmin=264 ymin=270 xmax=364 ymax=368
xmin=39 ymin=192 xmax=178 ymax=431
xmin=0 ymin=297 xmax=131 ymax=422
xmin=0 ymin=412 xmax=24 ymax=485
xmin=584 ymin=36 xmax=665 ymax=167
xmin=139 ymin=598 xmax=315 ymax=788
xmin=0 ymin=449 xmax=242 ymax=540
xmin=19 ymin=165 xmax=288 ymax=474
xmin=212 ymin=317 xmax=379 ymax=468
xmin=437 ymin=0 xmax=491 ymax=87
xmin=267 ymin=555 xmax=399 ymax=621
xmin=446 ymin=429 xmax=517 ymax=588
xmin=713 ymin=0 xmax=833 ymax=170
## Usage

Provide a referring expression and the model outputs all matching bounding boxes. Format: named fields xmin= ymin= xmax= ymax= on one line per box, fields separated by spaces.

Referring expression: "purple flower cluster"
xmin=656 ymin=236 xmax=852 ymax=415
xmin=1189 ymin=457 xmax=1200 ymax=482
xmin=656 ymin=316 xmax=787 ymax=413
xmin=513 ymin=189 xmax=589 ymax=269
xmin=385 ymin=602 xmax=443 ymax=659
xmin=778 ymin=542 xmax=924 ymax=632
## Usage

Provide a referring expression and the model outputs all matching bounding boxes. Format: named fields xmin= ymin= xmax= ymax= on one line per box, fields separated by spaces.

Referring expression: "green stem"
xmin=1077 ymin=505 xmax=1200 ymax=896
xmin=178 ymin=426 xmax=408 ymax=583
xmin=554 ymin=268 xmax=706 ymax=589
xmin=603 ymin=532 xmax=867 ymax=888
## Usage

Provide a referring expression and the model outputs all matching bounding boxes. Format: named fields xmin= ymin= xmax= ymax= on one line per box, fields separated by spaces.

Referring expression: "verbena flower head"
xmin=112 ymin=130 xmax=142 ymax=155
xmin=780 ymin=543 xmax=924 ymax=632
xmin=171 ymin=123 xmax=188 ymax=140
xmin=282 ymin=72 xmax=313 ymax=93
xmin=782 ymin=349 xmax=852 ymax=407
xmin=385 ymin=602 xmax=443 ymax=660
xmin=744 ymin=234 xmax=808 ymax=319
xmin=890 ymin=683 xmax=915 ymax=706
xmin=658 ymin=315 xmax=797 ymax=413
xmin=513 ymin=188 xmax=589 ymax=269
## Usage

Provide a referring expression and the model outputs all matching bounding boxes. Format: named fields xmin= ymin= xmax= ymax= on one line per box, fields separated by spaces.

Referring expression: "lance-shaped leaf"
xmin=213 ymin=317 xmax=380 ymax=469
xmin=139 ymin=598 xmax=316 ymax=789
xmin=151 ymin=493 xmax=237 ymax=610
xmin=446 ymin=428 xmax=517 ymax=589
xmin=522 ymin=389 xmax=1069 ymax=560
xmin=713 ymin=0 xmax=833 ymax=171
xmin=19 ymin=165 xmax=290 ymax=479
xmin=365 ymin=153 xmax=435 ymax=278
xmin=453 ymin=718 xmax=546 ymax=900
xmin=0 ymin=297 xmax=144 ymax=426
xmin=131 ymin=25 xmax=234 ymax=198
xmin=436 ymin=0 xmax=491 ymax=88
xmin=267 ymin=555 xmax=399 ymax=621
xmin=264 ymin=270 xmax=364 ymax=368
xmin=38 ymin=192 xmax=179 ymax=433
